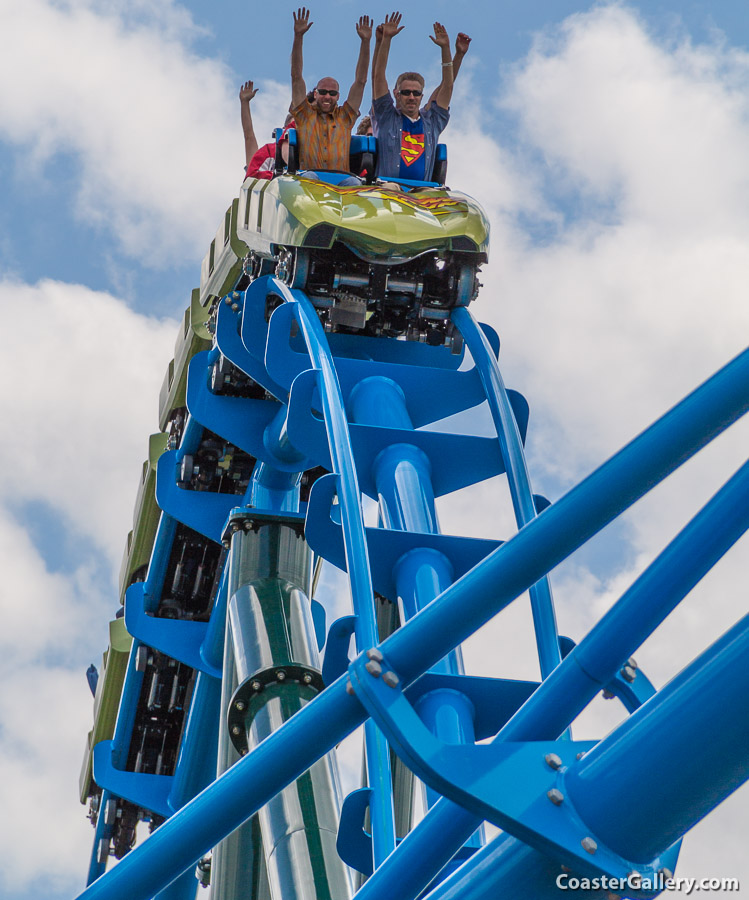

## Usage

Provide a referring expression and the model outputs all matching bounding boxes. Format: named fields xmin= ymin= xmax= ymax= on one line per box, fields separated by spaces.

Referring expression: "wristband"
xmin=442 ymin=61 xmax=453 ymax=67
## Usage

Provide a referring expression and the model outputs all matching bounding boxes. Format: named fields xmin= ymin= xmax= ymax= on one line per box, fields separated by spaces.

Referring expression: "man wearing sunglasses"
xmin=290 ymin=7 xmax=372 ymax=172
xmin=371 ymin=12 xmax=454 ymax=182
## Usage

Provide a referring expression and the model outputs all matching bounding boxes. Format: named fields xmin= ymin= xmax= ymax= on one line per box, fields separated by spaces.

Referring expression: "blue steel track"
xmin=80 ymin=268 xmax=749 ymax=900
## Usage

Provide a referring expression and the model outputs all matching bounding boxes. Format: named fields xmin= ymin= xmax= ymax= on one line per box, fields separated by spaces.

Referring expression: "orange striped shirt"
xmin=291 ymin=99 xmax=358 ymax=171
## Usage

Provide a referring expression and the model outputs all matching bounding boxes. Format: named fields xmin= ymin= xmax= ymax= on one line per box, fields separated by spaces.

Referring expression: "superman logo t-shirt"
xmin=399 ymin=115 xmax=426 ymax=181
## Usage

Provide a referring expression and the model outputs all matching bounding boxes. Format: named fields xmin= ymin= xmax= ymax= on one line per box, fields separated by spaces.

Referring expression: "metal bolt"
xmin=231 ymin=522 xmax=240 ymax=533
xmin=240 ymin=748 xmax=248 ymax=756
xmin=276 ymin=670 xmax=287 ymax=682
xmin=231 ymin=303 xmax=239 ymax=312
xmin=251 ymin=680 xmax=262 ymax=691
xmin=545 ymin=753 xmax=563 ymax=770
xmin=302 ymin=672 xmax=313 ymax=684
xmin=628 ymin=657 xmax=638 ymax=670
xmin=602 ymin=689 xmax=615 ymax=700
xmin=383 ymin=670 xmax=400 ymax=688
xmin=365 ymin=660 xmax=382 ymax=678
xmin=547 ymin=789 xmax=564 ymax=806
xmin=621 ymin=665 xmax=637 ymax=683
xmin=232 ymin=291 xmax=240 ymax=299
xmin=231 ymin=725 xmax=242 ymax=736
xmin=224 ymin=296 xmax=232 ymax=305
xmin=234 ymin=700 xmax=246 ymax=712
xmin=222 ymin=540 xmax=230 ymax=549
xmin=581 ymin=837 xmax=598 ymax=854
xmin=243 ymin=520 xmax=253 ymax=531
xmin=367 ymin=648 xmax=384 ymax=663
xmin=345 ymin=679 xmax=355 ymax=695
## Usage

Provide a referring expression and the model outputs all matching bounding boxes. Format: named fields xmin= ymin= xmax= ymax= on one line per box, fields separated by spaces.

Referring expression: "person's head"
xmin=394 ymin=72 xmax=425 ymax=117
xmin=312 ymin=77 xmax=340 ymax=113
xmin=356 ymin=115 xmax=373 ymax=136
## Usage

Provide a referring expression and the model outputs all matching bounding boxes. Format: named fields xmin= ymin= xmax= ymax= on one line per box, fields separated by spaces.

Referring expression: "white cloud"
xmin=0 ymin=505 xmax=110 ymax=895
xmin=0 ymin=278 xmax=178 ymax=566
xmin=0 ymin=0 xmax=289 ymax=263
xmin=502 ymin=6 xmax=749 ymax=232
xmin=0 ymin=278 xmax=178 ymax=896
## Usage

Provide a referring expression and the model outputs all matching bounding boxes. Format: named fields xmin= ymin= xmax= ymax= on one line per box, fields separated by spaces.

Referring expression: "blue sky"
xmin=0 ymin=2 xmax=748 ymax=898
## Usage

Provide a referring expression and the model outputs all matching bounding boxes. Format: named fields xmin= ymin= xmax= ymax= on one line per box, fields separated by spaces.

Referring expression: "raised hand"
xmin=293 ymin=7 xmax=313 ymax=35
xmin=356 ymin=15 xmax=373 ymax=41
xmin=456 ymin=32 xmax=472 ymax=54
xmin=376 ymin=23 xmax=384 ymax=41
xmin=429 ymin=21 xmax=450 ymax=48
xmin=239 ymin=80 xmax=258 ymax=102
xmin=381 ymin=11 xmax=404 ymax=39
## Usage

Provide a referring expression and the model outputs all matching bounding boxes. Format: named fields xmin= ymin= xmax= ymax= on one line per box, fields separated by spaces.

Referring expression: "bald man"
xmin=289 ymin=7 xmax=372 ymax=172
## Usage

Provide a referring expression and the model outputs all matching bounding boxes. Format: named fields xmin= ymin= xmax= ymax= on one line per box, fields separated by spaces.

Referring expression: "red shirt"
xmin=246 ymin=142 xmax=275 ymax=180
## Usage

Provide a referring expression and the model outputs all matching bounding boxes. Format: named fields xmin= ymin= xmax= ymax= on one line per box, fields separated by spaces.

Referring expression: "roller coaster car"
xmin=234 ymin=130 xmax=490 ymax=342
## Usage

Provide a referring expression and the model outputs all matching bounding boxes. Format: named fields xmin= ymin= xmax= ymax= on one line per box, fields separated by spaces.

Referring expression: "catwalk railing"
xmin=80 ymin=272 xmax=749 ymax=900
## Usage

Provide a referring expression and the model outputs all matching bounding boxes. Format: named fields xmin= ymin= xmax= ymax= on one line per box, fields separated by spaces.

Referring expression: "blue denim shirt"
xmin=371 ymin=93 xmax=449 ymax=179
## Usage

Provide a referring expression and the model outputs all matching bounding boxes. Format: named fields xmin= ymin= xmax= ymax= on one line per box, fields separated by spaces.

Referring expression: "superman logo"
xmin=400 ymin=133 xmax=425 ymax=166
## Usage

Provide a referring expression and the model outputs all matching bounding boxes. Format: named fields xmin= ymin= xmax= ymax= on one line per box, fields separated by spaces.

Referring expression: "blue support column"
xmin=245 ymin=461 xmax=301 ymax=512
xmin=349 ymin=373 xmax=479 ymax=834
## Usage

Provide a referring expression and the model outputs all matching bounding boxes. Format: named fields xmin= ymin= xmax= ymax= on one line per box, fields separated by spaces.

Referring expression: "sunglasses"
xmin=398 ymin=89 xmax=423 ymax=97
xmin=316 ymin=89 xmax=339 ymax=96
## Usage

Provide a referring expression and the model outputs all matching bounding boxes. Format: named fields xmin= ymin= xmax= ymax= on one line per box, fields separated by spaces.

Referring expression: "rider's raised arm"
xmin=430 ymin=22 xmax=454 ymax=111
xmin=290 ymin=7 xmax=312 ymax=111
xmin=426 ymin=31 xmax=469 ymax=109
xmin=373 ymin=11 xmax=404 ymax=101
xmin=346 ymin=16 xmax=372 ymax=113
xmin=239 ymin=80 xmax=259 ymax=167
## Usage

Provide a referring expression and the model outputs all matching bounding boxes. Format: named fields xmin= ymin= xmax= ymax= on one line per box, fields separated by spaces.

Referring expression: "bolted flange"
xmin=227 ymin=663 xmax=324 ymax=755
